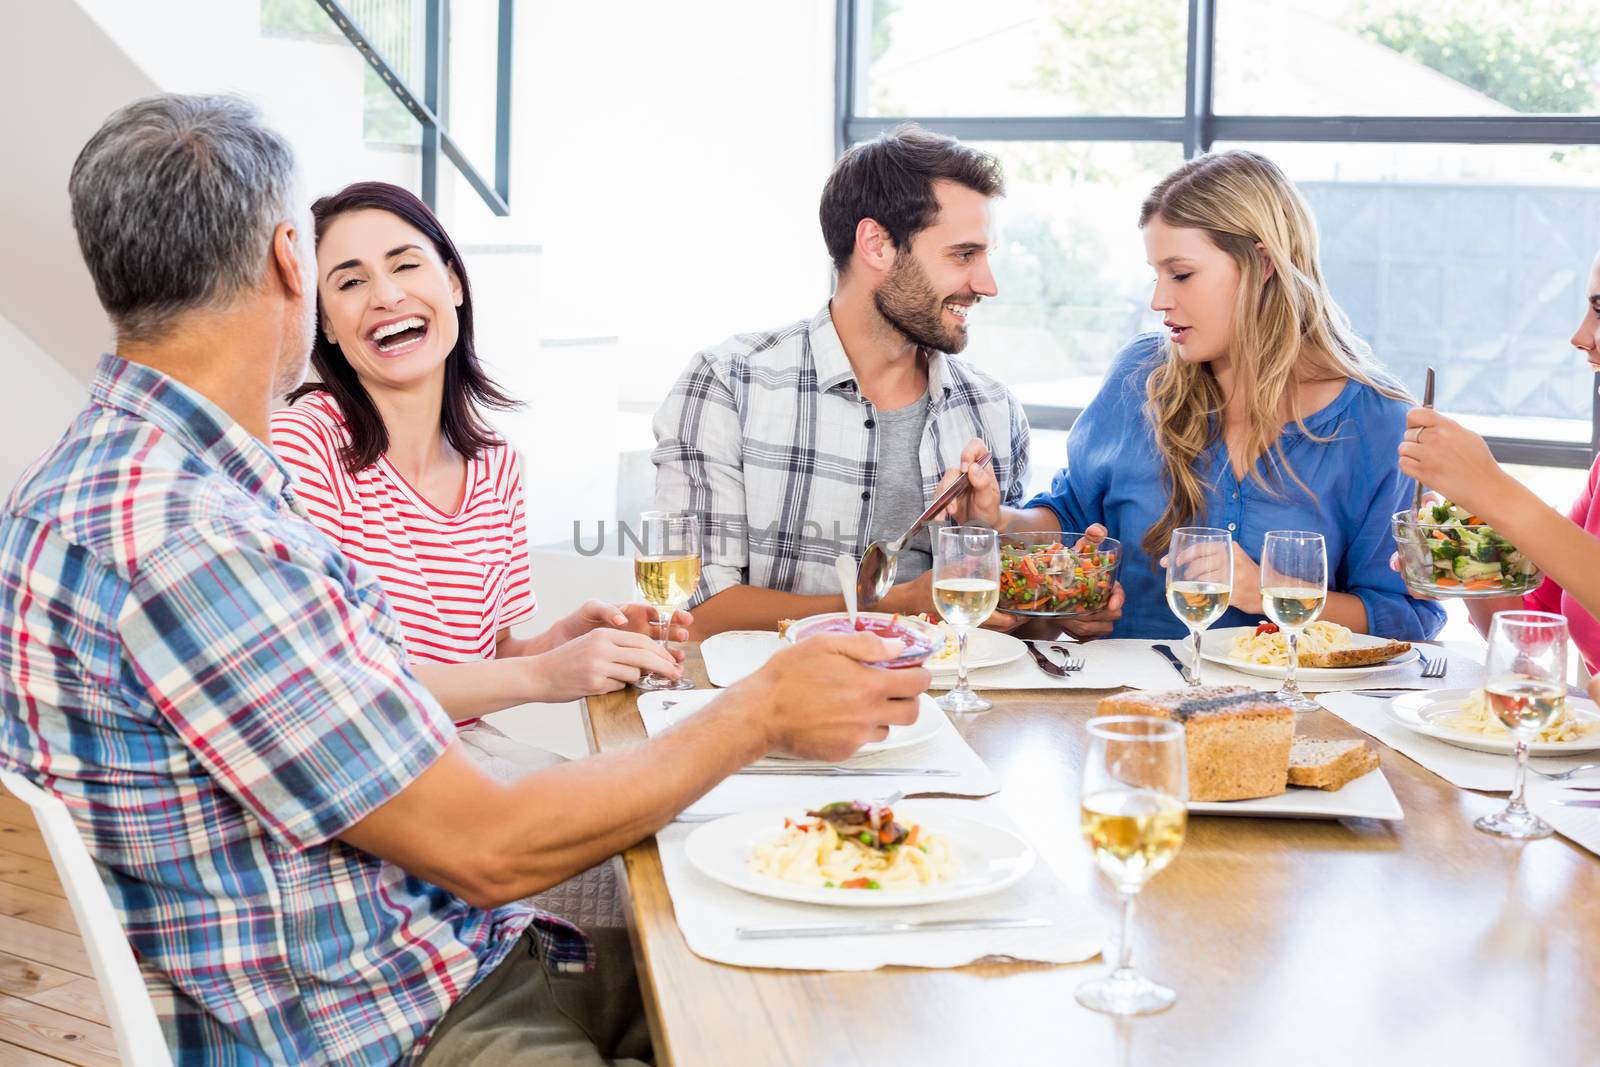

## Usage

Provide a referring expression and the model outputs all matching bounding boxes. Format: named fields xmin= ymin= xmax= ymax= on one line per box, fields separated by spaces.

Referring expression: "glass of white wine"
xmin=933 ymin=526 xmax=1000 ymax=714
xmin=1165 ymin=527 xmax=1233 ymax=686
xmin=633 ymin=511 xmax=701 ymax=692
xmin=1476 ymin=610 xmax=1567 ymax=840
xmin=1078 ymin=715 xmax=1188 ymax=1016
xmin=1260 ymin=530 xmax=1328 ymax=712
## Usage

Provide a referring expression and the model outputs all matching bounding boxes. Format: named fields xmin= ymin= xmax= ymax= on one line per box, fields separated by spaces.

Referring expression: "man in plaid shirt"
xmin=0 ymin=95 xmax=930 ymax=1065
xmin=653 ymin=125 xmax=1032 ymax=636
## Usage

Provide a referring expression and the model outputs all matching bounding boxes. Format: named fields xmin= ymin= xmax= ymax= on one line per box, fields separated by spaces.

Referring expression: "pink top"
xmin=1524 ymin=455 xmax=1600 ymax=671
xmin=270 ymin=392 xmax=536 ymax=668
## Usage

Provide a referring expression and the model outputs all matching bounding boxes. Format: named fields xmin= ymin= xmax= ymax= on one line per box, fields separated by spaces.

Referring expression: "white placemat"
xmin=1527 ymin=779 xmax=1600 ymax=859
xmin=655 ymin=798 xmax=1105 ymax=970
xmin=928 ymin=639 xmax=1481 ymax=694
xmin=638 ymin=691 xmax=1001 ymax=817
xmin=1317 ymin=691 xmax=1600 ymax=793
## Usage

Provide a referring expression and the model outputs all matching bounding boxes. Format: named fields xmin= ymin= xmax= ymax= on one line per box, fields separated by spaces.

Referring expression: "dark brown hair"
xmin=819 ymin=123 xmax=1004 ymax=273
xmin=287 ymin=181 xmax=520 ymax=474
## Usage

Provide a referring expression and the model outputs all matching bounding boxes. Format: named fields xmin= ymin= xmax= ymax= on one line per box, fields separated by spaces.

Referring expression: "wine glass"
xmin=1476 ymin=610 xmax=1567 ymax=839
xmin=1164 ymin=528 xmax=1233 ymax=686
xmin=632 ymin=511 xmax=701 ymax=692
xmin=1077 ymin=715 xmax=1188 ymax=1016
xmin=933 ymin=526 xmax=1000 ymax=714
xmin=1259 ymin=531 xmax=1328 ymax=712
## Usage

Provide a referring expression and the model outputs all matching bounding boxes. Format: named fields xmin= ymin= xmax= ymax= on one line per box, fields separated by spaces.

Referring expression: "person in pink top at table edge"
xmin=1397 ymin=244 xmax=1600 ymax=701
xmin=270 ymin=182 xmax=692 ymax=923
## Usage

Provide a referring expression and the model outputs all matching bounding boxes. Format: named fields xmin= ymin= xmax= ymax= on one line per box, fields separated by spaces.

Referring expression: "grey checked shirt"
xmin=651 ymin=303 xmax=1030 ymax=604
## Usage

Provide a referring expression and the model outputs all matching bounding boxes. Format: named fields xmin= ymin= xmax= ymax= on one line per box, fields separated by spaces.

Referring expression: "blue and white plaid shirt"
xmin=652 ymin=303 xmax=1030 ymax=603
xmin=0 ymin=355 xmax=588 ymax=1065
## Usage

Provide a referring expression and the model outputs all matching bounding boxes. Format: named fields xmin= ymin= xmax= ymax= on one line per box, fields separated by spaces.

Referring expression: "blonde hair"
xmin=1137 ymin=150 xmax=1408 ymax=562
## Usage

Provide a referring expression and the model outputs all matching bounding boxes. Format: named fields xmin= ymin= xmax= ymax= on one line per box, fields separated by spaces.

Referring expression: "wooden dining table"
xmin=583 ymin=646 xmax=1600 ymax=1066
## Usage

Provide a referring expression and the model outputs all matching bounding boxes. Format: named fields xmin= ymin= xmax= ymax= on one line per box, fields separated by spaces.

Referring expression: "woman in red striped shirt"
xmin=271 ymin=182 xmax=688 ymax=771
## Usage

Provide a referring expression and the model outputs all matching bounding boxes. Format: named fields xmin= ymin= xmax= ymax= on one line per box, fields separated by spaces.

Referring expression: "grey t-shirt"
xmin=866 ymin=393 xmax=933 ymax=581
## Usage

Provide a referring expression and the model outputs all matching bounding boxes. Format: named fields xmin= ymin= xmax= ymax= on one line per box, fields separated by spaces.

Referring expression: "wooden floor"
xmin=0 ymin=788 xmax=117 ymax=1067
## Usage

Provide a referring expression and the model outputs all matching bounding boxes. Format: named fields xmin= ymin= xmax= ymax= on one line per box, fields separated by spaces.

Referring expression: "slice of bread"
xmin=1298 ymin=640 xmax=1412 ymax=669
xmin=1286 ymin=739 xmax=1378 ymax=790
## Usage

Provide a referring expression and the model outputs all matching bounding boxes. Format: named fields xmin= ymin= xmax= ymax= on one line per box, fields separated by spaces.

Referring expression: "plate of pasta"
xmin=1202 ymin=622 xmax=1419 ymax=680
xmin=1387 ymin=688 xmax=1600 ymax=755
xmin=684 ymin=800 xmax=1035 ymax=907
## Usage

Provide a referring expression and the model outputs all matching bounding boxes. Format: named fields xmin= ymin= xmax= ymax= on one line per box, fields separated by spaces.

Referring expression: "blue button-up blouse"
xmin=1026 ymin=333 xmax=1446 ymax=641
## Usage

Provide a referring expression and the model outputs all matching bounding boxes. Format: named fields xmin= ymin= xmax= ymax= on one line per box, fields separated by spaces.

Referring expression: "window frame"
xmin=835 ymin=0 xmax=1600 ymax=467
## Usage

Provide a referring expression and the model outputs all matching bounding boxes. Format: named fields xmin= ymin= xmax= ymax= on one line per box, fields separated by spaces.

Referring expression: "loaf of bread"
xmin=1096 ymin=687 xmax=1294 ymax=802
xmin=1297 ymin=640 xmax=1412 ymax=669
xmin=1286 ymin=739 xmax=1378 ymax=790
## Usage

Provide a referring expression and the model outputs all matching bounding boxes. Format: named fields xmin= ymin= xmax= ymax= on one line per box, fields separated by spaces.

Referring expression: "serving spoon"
xmin=857 ymin=452 xmax=993 ymax=609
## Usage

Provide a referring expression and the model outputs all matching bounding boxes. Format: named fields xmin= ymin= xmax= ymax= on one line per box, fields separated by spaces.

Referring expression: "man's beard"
xmin=271 ymin=295 xmax=315 ymax=400
xmin=872 ymin=252 xmax=970 ymax=354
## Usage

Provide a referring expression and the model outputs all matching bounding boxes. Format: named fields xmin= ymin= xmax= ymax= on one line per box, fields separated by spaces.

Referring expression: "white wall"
xmin=0 ymin=314 xmax=88 ymax=495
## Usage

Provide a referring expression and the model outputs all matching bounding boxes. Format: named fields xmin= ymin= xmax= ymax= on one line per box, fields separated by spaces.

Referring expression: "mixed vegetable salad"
xmin=998 ymin=535 xmax=1120 ymax=616
xmin=1403 ymin=500 xmax=1540 ymax=592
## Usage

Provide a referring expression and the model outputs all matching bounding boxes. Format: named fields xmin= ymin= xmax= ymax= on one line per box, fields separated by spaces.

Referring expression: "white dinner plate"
xmin=1187 ymin=768 xmax=1403 ymax=821
xmin=1200 ymin=626 xmax=1419 ymax=681
xmin=637 ymin=691 xmax=947 ymax=759
xmin=1387 ymin=688 xmax=1600 ymax=756
xmin=684 ymin=802 xmax=1035 ymax=908
xmin=700 ymin=628 xmax=1026 ymax=686
xmin=926 ymin=629 xmax=1027 ymax=674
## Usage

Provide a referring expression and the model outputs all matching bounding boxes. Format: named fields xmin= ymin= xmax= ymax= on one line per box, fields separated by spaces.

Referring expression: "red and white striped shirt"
xmin=270 ymin=392 xmax=536 ymax=666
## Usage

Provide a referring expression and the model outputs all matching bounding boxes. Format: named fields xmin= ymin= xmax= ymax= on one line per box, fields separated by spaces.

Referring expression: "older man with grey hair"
xmin=0 ymin=94 xmax=928 ymax=1064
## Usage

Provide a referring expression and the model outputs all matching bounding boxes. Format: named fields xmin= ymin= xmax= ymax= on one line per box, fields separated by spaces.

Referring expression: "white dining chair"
xmin=0 ymin=769 xmax=173 ymax=1067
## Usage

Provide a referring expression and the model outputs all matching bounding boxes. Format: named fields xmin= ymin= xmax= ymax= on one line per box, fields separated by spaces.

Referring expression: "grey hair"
xmin=68 ymin=93 xmax=299 ymax=344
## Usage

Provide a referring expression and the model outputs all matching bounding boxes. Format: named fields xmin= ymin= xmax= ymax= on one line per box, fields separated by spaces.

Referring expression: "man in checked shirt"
xmin=653 ymin=124 xmax=1124 ymax=639
xmin=0 ymin=94 xmax=929 ymax=1065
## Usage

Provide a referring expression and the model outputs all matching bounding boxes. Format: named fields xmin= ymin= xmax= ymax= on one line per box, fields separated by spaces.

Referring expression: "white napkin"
xmin=638 ymin=691 xmax=1001 ymax=817
xmin=1526 ymin=779 xmax=1600 ymax=858
xmin=933 ymin=639 xmax=1482 ymax=694
xmin=655 ymin=798 xmax=1104 ymax=970
xmin=1317 ymin=691 xmax=1600 ymax=792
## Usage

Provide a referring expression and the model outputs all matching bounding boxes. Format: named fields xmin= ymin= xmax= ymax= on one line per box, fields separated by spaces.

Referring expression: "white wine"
xmin=1485 ymin=677 xmax=1566 ymax=735
xmin=635 ymin=554 xmax=701 ymax=610
xmin=934 ymin=577 xmax=1000 ymax=628
xmin=1166 ymin=580 xmax=1230 ymax=627
xmin=1261 ymin=586 xmax=1326 ymax=629
xmin=1080 ymin=788 xmax=1187 ymax=888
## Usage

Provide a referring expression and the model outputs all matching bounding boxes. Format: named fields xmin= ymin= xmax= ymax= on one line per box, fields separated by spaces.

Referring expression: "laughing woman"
xmin=956 ymin=150 xmax=1444 ymax=641
xmin=271 ymin=182 xmax=688 ymax=774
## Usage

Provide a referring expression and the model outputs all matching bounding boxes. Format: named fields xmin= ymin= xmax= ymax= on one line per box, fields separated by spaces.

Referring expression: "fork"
xmin=1529 ymin=762 xmax=1600 ymax=782
xmin=1418 ymin=651 xmax=1448 ymax=679
xmin=1027 ymin=640 xmax=1085 ymax=673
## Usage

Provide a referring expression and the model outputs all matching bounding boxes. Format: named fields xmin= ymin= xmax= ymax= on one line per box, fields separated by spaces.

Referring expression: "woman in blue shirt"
xmin=956 ymin=150 xmax=1444 ymax=641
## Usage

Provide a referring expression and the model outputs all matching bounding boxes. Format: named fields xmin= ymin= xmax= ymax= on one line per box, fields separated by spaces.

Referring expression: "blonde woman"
xmin=956 ymin=150 xmax=1445 ymax=640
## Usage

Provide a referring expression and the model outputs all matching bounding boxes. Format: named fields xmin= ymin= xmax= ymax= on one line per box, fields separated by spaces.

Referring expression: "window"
xmin=841 ymin=0 xmax=1600 ymax=468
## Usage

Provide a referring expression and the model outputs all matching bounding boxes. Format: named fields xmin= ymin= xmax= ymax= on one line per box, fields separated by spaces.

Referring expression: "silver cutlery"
xmin=1549 ymin=798 xmax=1600 ymax=809
xmin=672 ymin=811 xmax=731 ymax=823
xmin=1024 ymin=640 xmax=1072 ymax=678
xmin=857 ymin=453 xmax=992 ymax=608
xmin=1552 ymin=784 xmax=1600 ymax=791
xmin=736 ymin=917 xmax=1052 ymax=939
xmin=1531 ymin=761 xmax=1600 ymax=782
xmin=1418 ymin=651 xmax=1448 ymax=679
xmin=735 ymin=766 xmax=957 ymax=777
xmin=1027 ymin=640 xmax=1084 ymax=672
xmin=1152 ymin=643 xmax=1191 ymax=683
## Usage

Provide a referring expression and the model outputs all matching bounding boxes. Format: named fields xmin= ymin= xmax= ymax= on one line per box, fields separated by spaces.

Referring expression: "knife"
xmin=735 ymin=766 xmax=957 ymax=777
xmin=1550 ymin=798 xmax=1600 ymax=809
xmin=736 ymin=917 xmax=1053 ymax=939
xmin=1152 ymin=643 xmax=1191 ymax=683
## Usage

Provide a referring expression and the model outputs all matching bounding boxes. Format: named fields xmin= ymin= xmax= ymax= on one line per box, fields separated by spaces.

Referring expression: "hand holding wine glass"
xmin=934 ymin=526 xmax=1000 ymax=715
xmin=633 ymin=512 xmax=701 ymax=692
xmin=1164 ymin=528 xmax=1233 ymax=686
xmin=1260 ymin=531 xmax=1328 ymax=712
xmin=1476 ymin=610 xmax=1567 ymax=839
xmin=1077 ymin=715 xmax=1188 ymax=1016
